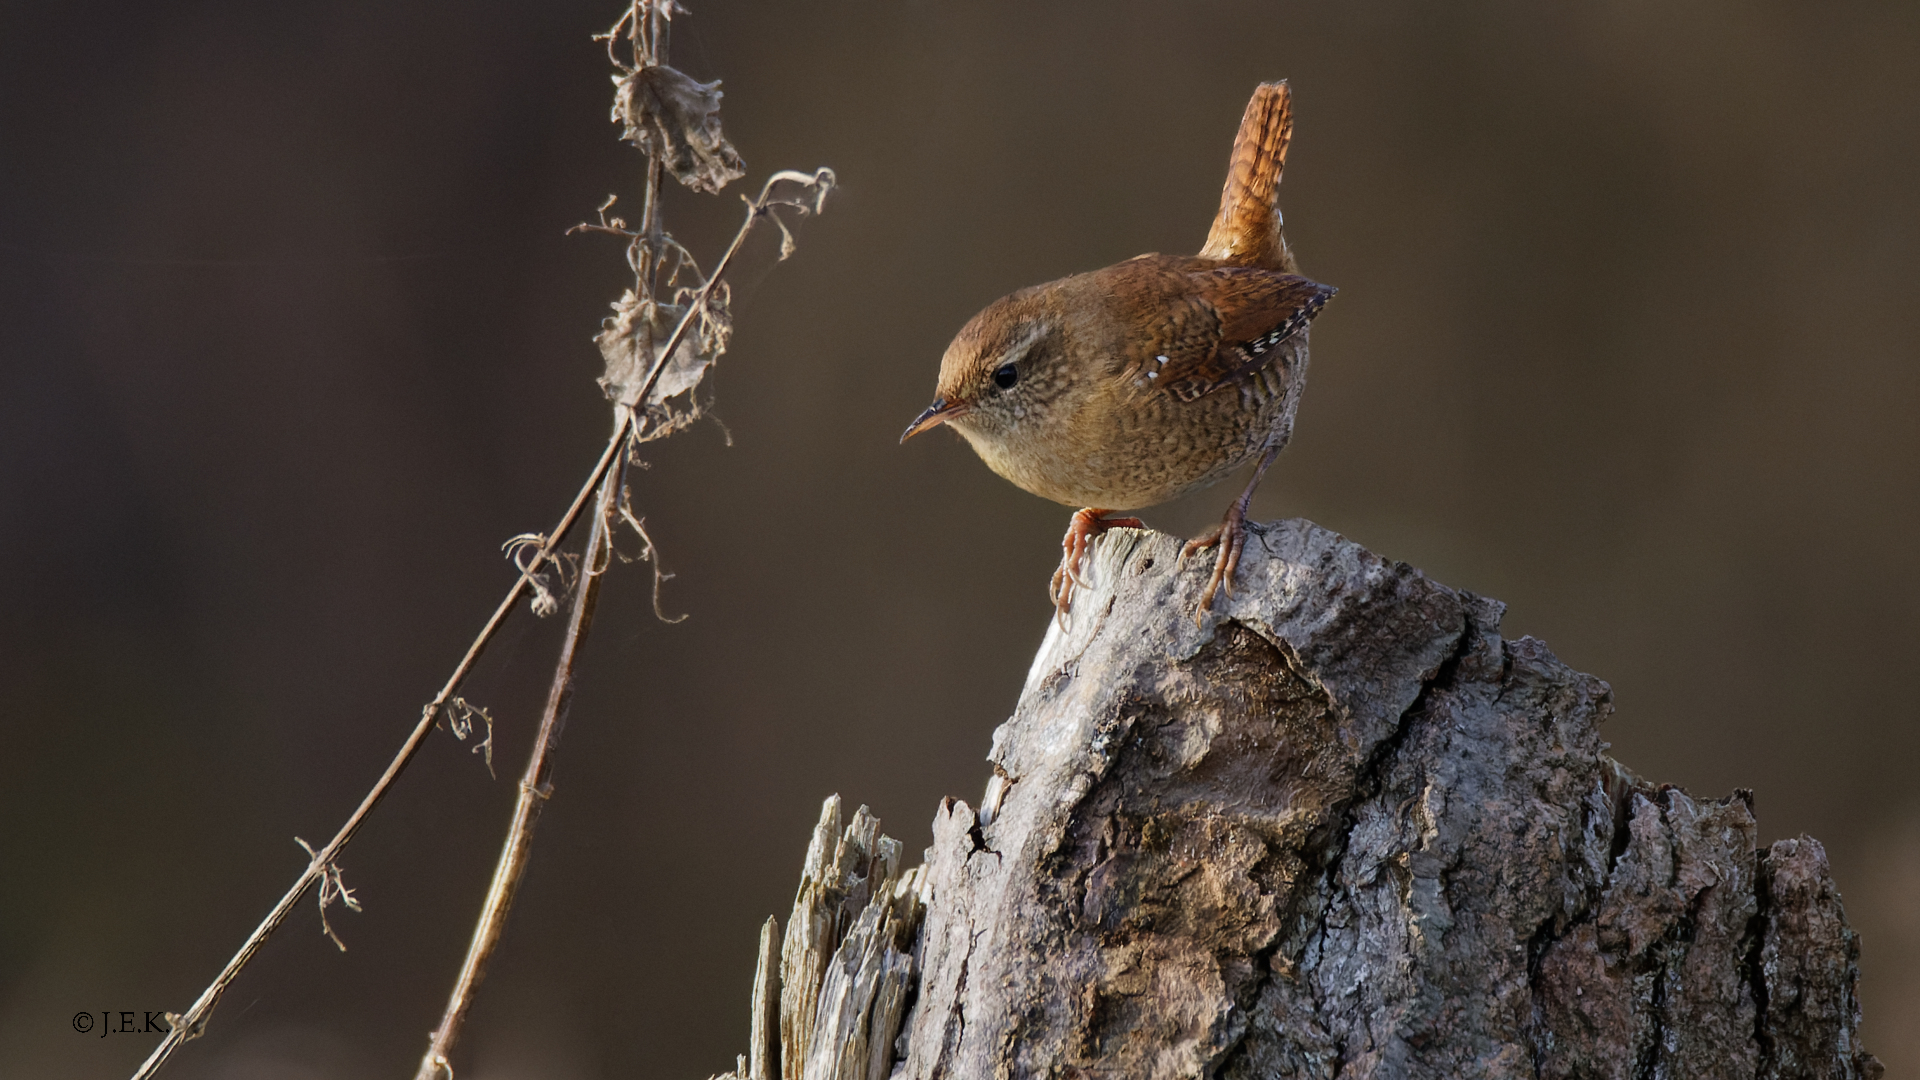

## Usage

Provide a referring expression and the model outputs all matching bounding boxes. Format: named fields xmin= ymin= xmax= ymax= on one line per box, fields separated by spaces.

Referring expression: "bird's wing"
xmin=1144 ymin=269 xmax=1335 ymax=403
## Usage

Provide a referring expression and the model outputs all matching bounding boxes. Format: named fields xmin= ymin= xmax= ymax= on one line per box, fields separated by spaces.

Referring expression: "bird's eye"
xmin=992 ymin=362 xmax=1019 ymax=390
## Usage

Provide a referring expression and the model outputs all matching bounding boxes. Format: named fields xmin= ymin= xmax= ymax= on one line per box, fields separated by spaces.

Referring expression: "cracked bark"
xmin=712 ymin=521 xmax=1880 ymax=1080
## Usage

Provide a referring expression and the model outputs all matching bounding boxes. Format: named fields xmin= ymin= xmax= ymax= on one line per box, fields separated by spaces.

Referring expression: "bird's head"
xmin=901 ymin=291 xmax=1072 ymax=446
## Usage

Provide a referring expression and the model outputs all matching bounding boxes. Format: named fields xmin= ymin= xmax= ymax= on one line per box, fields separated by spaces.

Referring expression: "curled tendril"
xmin=295 ymin=837 xmax=363 ymax=951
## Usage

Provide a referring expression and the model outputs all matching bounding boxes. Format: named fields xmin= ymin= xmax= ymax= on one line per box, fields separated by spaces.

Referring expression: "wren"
xmin=902 ymin=82 xmax=1335 ymax=619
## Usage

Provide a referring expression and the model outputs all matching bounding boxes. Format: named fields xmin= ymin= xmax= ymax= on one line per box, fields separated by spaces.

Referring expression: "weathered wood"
xmin=711 ymin=797 xmax=924 ymax=1080
xmin=712 ymin=521 xmax=1880 ymax=1079
xmin=751 ymin=916 xmax=780 ymax=1080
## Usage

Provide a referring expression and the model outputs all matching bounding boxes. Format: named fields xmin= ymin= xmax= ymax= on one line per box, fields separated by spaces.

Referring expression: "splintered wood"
xmin=711 ymin=796 xmax=924 ymax=1080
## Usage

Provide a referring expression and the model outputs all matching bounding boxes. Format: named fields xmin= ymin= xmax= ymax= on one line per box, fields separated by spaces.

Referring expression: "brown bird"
xmin=902 ymin=82 xmax=1335 ymax=619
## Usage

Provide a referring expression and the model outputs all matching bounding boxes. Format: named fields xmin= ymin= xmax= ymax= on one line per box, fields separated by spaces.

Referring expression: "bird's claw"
xmin=1052 ymin=508 xmax=1143 ymax=619
xmin=1183 ymin=504 xmax=1249 ymax=622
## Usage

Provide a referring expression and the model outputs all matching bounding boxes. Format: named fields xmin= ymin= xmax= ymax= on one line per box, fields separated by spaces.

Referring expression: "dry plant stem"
xmin=129 ymin=170 xmax=765 ymax=1077
xmin=126 ymin=412 xmax=635 ymax=1080
xmin=134 ymin=4 xmax=811 ymax=1074
xmin=412 ymin=19 xmax=671 ymax=1080
xmin=412 ymin=444 xmax=626 ymax=1080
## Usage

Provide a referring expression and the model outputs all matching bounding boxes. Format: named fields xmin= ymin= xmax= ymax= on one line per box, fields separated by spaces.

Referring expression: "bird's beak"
xmin=900 ymin=397 xmax=970 ymax=443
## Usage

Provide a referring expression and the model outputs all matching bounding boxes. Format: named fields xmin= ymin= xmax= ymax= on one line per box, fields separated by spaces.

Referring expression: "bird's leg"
xmin=1182 ymin=443 xmax=1282 ymax=617
xmin=1050 ymin=508 xmax=1145 ymax=617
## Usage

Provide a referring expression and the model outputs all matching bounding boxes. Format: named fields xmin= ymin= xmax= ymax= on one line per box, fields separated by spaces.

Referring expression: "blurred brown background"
xmin=2 ymin=1 xmax=1915 ymax=1076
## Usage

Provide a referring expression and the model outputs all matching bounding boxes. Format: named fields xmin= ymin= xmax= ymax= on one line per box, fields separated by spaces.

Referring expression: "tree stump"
xmin=724 ymin=521 xmax=1880 ymax=1080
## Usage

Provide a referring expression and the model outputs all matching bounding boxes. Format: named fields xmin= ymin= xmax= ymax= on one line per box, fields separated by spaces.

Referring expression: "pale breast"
xmin=972 ymin=333 xmax=1310 ymax=510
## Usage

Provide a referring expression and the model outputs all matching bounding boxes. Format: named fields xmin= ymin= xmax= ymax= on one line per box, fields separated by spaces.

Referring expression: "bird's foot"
xmin=1050 ymin=508 xmax=1144 ymax=618
xmin=1182 ymin=502 xmax=1250 ymax=621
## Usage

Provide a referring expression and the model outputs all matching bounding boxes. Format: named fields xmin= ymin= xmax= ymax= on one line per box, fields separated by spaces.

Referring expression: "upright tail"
xmin=1198 ymin=81 xmax=1297 ymax=272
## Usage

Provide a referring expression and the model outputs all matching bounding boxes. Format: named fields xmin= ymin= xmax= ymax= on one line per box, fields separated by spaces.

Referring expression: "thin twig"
xmin=412 ymin=442 xmax=627 ymax=1080
xmin=126 ymin=409 xmax=634 ymax=1080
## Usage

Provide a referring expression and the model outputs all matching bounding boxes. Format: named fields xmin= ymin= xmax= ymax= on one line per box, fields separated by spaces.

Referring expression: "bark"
xmin=716 ymin=521 xmax=1881 ymax=1080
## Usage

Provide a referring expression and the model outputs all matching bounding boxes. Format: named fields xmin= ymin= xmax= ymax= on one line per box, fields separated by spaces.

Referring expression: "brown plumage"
xmin=903 ymin=82 xmax=1335 ymax=618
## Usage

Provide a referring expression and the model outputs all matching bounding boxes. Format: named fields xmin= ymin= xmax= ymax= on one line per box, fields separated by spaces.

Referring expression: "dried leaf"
xmin=611 ymin=63 xmax=746 ymax=194
xmin=595 ymin=283 xmax=733 ymax=433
